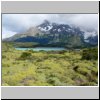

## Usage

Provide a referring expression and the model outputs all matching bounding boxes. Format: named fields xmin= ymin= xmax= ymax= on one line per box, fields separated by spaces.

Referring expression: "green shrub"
xmin=2 ymin=63 xmax=10 ymax=67
xmin=19 ymin=52 xmax=32 ymax=60
xmin=2 ymin=43 xmax=98 ymax=86
xmin=47 ymin=77 xmax=61 ymax=86
xmin=82 ymin=48 xmax=98 ymax=60
xmin=80 ymin=82 xmax=97 ymax=86
xmin=58 ymin=50 xmax=66 ymax=54
xmin=2 ymin=83 xmax=9 ymax=86
xmin=2 ymin=55 xmax=6 ymax=59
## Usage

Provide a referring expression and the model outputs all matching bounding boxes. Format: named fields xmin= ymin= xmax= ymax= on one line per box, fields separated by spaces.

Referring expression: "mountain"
xmin=3 ymin=20 xmax=98 ymax=48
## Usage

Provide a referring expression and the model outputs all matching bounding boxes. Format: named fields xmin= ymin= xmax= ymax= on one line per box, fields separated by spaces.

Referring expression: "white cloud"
xmin=83 ymin=31 xmax=97 ymax=39
xmin=2 ymin=14 xmax=98 ymax=39
xmin=68 ymin=14 xmax=98 ymax=31
xmin=2 ymin=28 xmax=17 ymax=39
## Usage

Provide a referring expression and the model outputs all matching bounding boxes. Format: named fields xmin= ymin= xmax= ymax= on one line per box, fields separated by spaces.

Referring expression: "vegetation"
xmin=82 ymin=47 xmax=98 ymax=60
xmin=2 ymin=42 xmax=98 ymax=86
xmin=19 ymin=52 xmax=32 ymax=60
xmin=9 ymin=42 xmax=39 ymax=48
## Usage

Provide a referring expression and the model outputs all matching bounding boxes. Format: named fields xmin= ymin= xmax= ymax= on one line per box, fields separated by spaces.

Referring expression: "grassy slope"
xmin=2 ymin=42 xmax=98 ymax=86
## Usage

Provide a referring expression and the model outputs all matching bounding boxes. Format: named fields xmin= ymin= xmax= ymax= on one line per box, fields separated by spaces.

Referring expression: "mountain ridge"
xmin=3 ymin=20 xmax=98 ymax=48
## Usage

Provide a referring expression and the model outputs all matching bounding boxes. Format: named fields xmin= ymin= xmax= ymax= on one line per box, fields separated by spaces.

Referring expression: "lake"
xmin=15 ymin=47 xmax=66 ymax=51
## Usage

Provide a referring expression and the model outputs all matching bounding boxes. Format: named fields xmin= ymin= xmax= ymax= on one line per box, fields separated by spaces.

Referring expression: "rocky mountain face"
xmin=3 ymin=20 xmax=98 ymax=48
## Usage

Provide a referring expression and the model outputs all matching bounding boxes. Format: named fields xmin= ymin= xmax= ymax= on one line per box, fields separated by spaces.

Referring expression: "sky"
xmin=2 ymin=14 xmax=98 ymax=39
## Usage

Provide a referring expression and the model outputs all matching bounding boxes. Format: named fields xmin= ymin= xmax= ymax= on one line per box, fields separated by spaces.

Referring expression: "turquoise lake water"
xmin=15 ymin=47 xmax=66 ymax=51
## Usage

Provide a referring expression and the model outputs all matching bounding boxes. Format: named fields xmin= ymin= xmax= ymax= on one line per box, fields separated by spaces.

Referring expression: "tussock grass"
xmin=2 ymin=42 xmax=98 ymax=86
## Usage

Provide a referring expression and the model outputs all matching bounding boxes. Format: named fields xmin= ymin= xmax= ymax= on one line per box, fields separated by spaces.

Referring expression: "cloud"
xmin=48 ymin=14 xmax=98 ymax=31
xmin=2 ymin=27 xmax=17 ymax=39
xmin=2 ymin=14 xmax=98 ymax=39
xmin=67 ymin=14 xmax=98 ymax=31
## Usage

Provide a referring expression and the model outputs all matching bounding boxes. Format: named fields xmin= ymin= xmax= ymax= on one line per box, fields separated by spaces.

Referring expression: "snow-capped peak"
xmin=58 ymin=29 xmax=61 ymax=32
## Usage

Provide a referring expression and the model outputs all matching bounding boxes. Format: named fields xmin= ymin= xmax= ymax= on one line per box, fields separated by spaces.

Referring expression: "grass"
xmin=2 ymin=42 xmax=98 ymax=86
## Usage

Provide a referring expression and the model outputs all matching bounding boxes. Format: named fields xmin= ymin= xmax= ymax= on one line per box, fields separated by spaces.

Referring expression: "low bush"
xmin=82 ymin=47 xmax=98 ymax=60
xmin=19 ymin=52 xmax=32 ymax=60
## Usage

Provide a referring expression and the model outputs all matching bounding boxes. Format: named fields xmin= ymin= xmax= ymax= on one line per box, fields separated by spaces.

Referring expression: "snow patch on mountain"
xmin=83 ymin=31 xmax=97 ymax=39
xmin=47 ymin=25 xmax=53 ymax=30
xmin=38 ymin=25 xmax=53 ymax=32
xmin=38 ymin=27 xmax=47 ymax=31
xmin=84 ymin=39 xmax=89 ymax=43
xmin=58 ymin=29 xmax=61 ymax=32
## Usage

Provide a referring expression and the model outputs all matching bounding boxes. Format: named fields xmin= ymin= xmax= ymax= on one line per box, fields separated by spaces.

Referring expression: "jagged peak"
xmin=43 ymin=20 xmax=50 ymax=24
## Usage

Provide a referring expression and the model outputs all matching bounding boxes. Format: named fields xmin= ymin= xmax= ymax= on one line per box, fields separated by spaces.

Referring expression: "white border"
xmin=1 ymin=0 xmax=100 ymax=1
xmin=0 ymin=1 xmax=1 ymax=100
xmin=0 ymin=1 xmax=99 ymax=99
xmin=98 ymin=13 xmax=99 ymax=86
